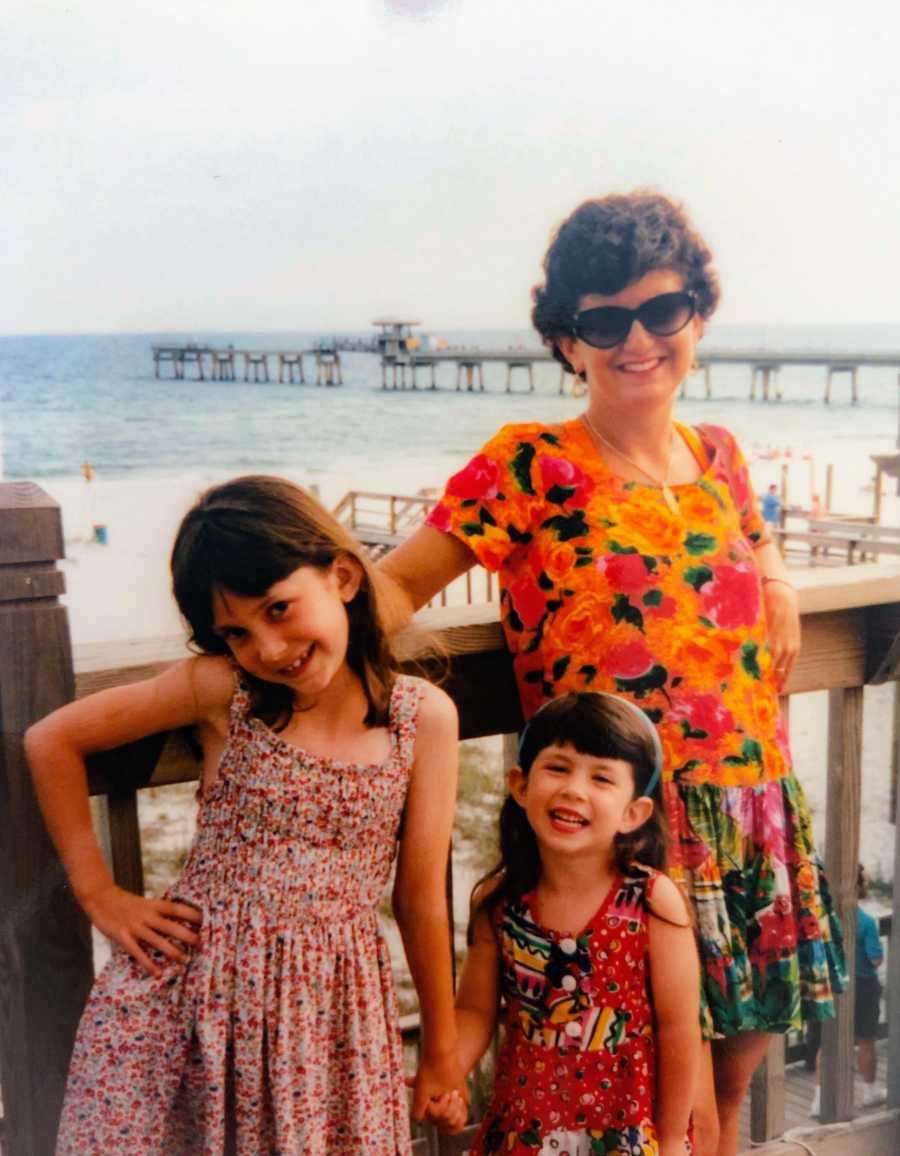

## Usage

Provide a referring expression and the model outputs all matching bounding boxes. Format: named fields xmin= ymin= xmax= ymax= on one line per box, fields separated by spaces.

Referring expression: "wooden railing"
xmin=3 ymin=481 xmax=900 ymax=1155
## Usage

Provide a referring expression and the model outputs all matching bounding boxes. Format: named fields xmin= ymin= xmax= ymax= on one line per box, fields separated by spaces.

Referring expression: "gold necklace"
xmin=581 ymin=412 xmax=680 ymax=515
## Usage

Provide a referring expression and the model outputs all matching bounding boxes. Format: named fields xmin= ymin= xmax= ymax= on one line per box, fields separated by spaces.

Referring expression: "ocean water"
xmin=3 ymin=325 xmax=899 ymax=885
xmin=3 ymin=325 xmax=900 ymax=510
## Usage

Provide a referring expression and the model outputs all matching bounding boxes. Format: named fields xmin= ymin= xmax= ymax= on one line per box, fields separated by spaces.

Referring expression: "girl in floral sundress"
xmin=426 ymin=691 xmax=701 ymax=1156
xmin=26 ymin=475 xmax=463 ymax=1155
xmin=380 ymin=192 xmax=846 ymax=1156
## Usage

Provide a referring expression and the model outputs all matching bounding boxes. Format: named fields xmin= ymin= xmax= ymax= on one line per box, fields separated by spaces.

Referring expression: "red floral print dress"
xmin=56 ymin=674 xmax=424 ymax=1155
xmin=471 ymin=871 xmax=662 ymax=1156
xmin=427 ymin=419 xmax=845 ymax=1038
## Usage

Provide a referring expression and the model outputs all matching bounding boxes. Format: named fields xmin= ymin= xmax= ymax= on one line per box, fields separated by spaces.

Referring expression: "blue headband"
xmin=517 ymin=692 xmax=663 ymax=798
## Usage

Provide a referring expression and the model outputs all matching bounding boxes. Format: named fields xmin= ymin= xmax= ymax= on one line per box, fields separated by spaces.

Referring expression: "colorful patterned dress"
xmin=427 ymin=419 xmax=845 ymax=1038
xmin=57 ymin=674 xmax=424 ymax=1155
xmin=472 ymin=871 xmax=662 ymax=1155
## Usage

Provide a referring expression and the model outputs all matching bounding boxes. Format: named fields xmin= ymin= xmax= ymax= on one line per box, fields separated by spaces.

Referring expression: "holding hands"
xmin=407 ymin=1047 xmax=468 ymax=1133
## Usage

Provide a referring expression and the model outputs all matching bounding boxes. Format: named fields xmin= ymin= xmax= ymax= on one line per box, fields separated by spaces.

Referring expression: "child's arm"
xmin=646 ymin=874 xmax=701 ymax=1156
xmin=422 ymin=901 xmax=501 ymax=1134
xmin=454 ymin=901 xmax=501 ymax=1074
xmin=392 ymin=680 xmax=463 ymax=1120
xmin=25 ymin=656 xmax=232 ymax=976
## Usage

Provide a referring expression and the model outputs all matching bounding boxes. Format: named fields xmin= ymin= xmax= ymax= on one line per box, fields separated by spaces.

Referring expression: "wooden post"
xmin=825 ymin=464 xmax=834 ymax=512
xmin=851 ymin=366 xmax=858 ymax=405
xmin=896 ymin=373 xmax=900 ymax=448
xmin=825 ymin=367 xmax=833 ymax=405
xmin=0 ymin=482 xmax=94 ymax=1156
xmin=873 ymin=465 xmax=884 ymax=523
xmin=819 ymin=685 xmax=863 ymax=1124
xmin=750 ymin=1036 xmax=786 ymax=1143
xmin=891 ymin=680 xmax=900 ymax=826
xmin=889 ymin=683 xmax=900 ymax=1108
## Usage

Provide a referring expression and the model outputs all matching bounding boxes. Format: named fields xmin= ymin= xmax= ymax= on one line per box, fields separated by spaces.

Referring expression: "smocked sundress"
xmin=472 ymin=870 xmax=665 ymax=1155
xmin=57 ymin=673 xmax=425 ymax=1155
xmin=427 ymin=419 xmax=846 ymax=1039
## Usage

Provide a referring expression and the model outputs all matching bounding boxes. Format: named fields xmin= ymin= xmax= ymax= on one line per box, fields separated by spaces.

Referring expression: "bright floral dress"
xmin=56 ymin=674 xmax=424 ymax=1155
xmin=427 ymin=419 xmax=845 ymax=1038
xmin=472 ymin=870 xmax=663 ymax=1155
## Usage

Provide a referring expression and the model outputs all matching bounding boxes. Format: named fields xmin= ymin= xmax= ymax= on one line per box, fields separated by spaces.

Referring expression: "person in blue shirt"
xmin=810 ymin=863 xmax=884 ymax=1115
xmin=854 ymin=865 xmax=884 ymax=1106
xmin=760 ymin=484 xmax=782 ymax=526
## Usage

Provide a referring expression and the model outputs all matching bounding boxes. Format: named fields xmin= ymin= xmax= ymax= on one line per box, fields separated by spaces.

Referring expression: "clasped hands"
xmin=407 ymin=1048 xmax=469 ymax=1134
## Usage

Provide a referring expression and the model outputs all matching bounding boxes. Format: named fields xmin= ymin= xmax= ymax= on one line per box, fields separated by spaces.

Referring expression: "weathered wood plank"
xmin=888 ymin=686 xmax=900 ymax=1109
xmin=750 ymin=1036 xmax=786 ymax=1143
xmin=0 ymin=484 xmax=93 ymax=1156
xmin=820 ymin=686 xmax=863 ymax=1124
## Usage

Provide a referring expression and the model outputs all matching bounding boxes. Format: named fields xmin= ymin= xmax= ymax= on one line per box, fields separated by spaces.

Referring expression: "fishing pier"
xmin=152 ymin=325 xmax=900 ymax=404
xmin=152 ymin=343 xmax=347 ymax=385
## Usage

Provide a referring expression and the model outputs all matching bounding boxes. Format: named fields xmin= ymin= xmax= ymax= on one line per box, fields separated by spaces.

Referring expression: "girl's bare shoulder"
xmin=413 ymin=678 xmax=458 ymax=728
xmin=644 ymin=870 xmax=692 ymax=927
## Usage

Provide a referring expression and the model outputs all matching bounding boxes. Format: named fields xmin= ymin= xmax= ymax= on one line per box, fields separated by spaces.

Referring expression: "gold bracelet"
xmin=761 ymin=576 xmax=795 ymax=591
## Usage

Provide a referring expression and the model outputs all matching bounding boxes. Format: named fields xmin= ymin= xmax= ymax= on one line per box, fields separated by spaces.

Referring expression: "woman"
xmin=379 ymin=191 xmax=845 ymax=1156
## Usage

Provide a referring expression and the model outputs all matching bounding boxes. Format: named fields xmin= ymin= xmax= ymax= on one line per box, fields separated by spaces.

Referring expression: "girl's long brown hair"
xmin=171 ymin=475 xmax=397 ymax=729
xmin=470 ymin=692 xmax=669 ymax=936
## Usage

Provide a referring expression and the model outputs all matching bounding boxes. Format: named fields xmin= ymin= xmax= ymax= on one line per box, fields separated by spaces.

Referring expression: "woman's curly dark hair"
xmin=531 ymin=191 xmax=720 ymax=373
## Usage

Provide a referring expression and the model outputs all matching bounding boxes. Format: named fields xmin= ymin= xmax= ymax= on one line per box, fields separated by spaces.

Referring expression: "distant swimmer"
xmin=82 ymin=460 xmax=95 ymax=483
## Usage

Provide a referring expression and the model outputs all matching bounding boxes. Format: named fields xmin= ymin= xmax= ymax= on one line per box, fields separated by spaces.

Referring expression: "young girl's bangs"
xmin=171 ymin=506 xmax=332 ymax=653
xmin=519 ymin=693 xmax=656 ymax=793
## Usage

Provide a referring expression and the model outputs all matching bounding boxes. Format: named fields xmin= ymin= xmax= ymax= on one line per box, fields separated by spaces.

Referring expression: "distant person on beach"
xmin=761 ymin=483 xmax=782 ymax=526
xmin=424 ymin=692 xmax=700 ymax=1155
xmin=379 ymin=191 xmax=845 ymax=1156
xmin=26 ymin=476 xmax=462 ymax=1155
xmin=809 ymin=863 xmax=884 ymax=1116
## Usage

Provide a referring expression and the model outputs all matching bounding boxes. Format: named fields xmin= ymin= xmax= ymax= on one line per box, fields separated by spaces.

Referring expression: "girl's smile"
xmin=509 ymin=743 xmax=650 ymax=859
xmin=211 ymin=559 xmax=362 ymax=698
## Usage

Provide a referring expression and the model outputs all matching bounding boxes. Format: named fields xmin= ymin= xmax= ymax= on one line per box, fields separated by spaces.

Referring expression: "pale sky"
xmin=3 ymin=0 xmax=899 ymax=334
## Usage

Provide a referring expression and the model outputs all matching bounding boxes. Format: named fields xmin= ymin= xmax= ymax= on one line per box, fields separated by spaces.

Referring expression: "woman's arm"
xmin=392 ymin=680 xmax=463 ymax=1118
xmin=24 ymin=656 xmax=232 ymax=975
xmin=752 ymin=540 xmax=801 ymax=688
xmin=646 ymin=875 xmax=701 ymax=1156
xmin=378 ymin=525 xmax=476 ymax=623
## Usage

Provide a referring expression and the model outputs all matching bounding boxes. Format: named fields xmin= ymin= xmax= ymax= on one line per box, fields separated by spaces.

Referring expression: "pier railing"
xmin=2 ymin=482 xmax=900 ymax=1155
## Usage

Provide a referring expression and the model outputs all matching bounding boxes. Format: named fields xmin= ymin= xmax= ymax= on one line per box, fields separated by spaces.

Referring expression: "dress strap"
xmin=388 ymin=674 xmax=424 ymax=770
xmin=228 ymin=664 xmax=252 ymax=725
xmin=612 ymin=865 xmax=660 ymax=924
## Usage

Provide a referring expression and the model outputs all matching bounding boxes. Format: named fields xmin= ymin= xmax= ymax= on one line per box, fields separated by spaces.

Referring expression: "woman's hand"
xmin=81 ymin=883 xmax=202 ymax=977
xmin=762 ymin=579 xmax=801 ymax=690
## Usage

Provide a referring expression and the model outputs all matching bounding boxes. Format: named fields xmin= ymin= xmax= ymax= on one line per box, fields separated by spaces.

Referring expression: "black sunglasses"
xmin=572 ymin=290 xmax=697 ymax=350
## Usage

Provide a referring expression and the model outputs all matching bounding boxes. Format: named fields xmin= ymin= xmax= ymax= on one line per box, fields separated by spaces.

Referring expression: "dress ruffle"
xmin=664 ymin=773 xmax=846 ymax=1038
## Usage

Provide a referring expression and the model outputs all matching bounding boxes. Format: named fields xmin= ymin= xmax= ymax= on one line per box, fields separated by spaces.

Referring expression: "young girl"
xmin=427 ymin=691 xmax=700 ymax=1156
xmin=26 ymin=475 xmax=462 ymax=1155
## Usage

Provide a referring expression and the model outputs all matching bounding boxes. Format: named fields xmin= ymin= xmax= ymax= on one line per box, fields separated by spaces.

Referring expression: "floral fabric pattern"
xmin=56 ymin=675 xmax=424 ymax=1155
xmin=428 ymin=420 xmax=845 ymax=1038
xmin=471 ymin=871 xmax=662 ymax=1155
